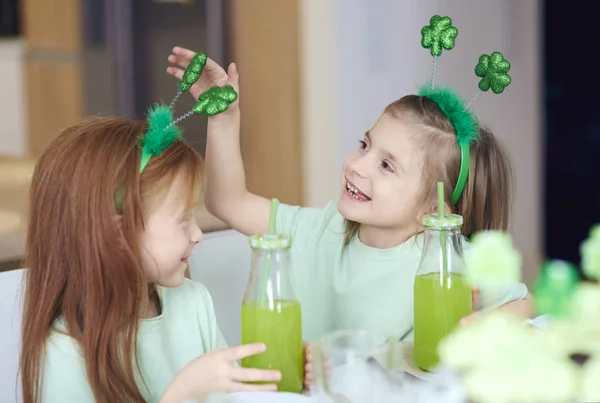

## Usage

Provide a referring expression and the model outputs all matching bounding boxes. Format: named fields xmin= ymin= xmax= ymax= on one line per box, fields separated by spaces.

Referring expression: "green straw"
xmin=437 ymin=182 xmax=449 ymax=277
xmin=259 ymin=198 xmax=279 ymax=308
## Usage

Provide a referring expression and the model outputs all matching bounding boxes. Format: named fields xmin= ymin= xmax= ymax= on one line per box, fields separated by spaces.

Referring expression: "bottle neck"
xmin=423 ymin=226 xmax=462 ymax=235
xmin=244 ymin=247 xmax=297 ymax=304
xmin=417 ymin=226 xmax=465 ymax=276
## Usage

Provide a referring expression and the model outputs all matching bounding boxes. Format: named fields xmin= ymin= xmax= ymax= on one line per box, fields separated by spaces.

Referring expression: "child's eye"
xmin=381 ymin=161 xmax=394 ymax=173
xmin=358 ymin=140 xmax=368 ymax=150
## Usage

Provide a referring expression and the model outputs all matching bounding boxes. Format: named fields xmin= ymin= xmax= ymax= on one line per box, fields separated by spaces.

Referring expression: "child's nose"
xmin=191 ymin=222 xmax=203 ymax=244
xmin=349 ymin=155 xmax=370 ymax=178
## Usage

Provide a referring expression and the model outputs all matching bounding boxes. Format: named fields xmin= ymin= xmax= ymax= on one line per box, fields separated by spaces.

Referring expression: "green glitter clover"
xmin=474 ymin=52 xmax=512 ymax=94
xmin=193 ymin=85 xmax=238 ymax=116
xmin=463 ymin=231 xmax=522 ymax=286
xmin=580 ymin=224 xmax=600 ymax=280
xmin=421 ymin=15 xmax=458 ymax=57
xmin=532 ymin=260 xmax=580 ymax=318
xmin=178 ymin=52 xmax=208 ymax=93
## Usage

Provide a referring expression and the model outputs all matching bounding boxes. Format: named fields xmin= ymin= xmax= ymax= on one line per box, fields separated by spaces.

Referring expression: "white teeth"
xmin=346 ymin=182 xmax=362 ymax=200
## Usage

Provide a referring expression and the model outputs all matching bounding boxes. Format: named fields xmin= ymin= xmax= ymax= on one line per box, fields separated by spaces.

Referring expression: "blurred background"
xmin=0 ymin=0 xmax=596 ymax=286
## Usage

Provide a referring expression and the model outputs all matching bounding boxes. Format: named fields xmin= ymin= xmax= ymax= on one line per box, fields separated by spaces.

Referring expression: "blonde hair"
xmin=344 ymin=94 xmax=513 ymax=244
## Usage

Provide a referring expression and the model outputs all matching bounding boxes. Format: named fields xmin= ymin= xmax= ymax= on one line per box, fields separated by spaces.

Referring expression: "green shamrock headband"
xmin=116 ymin=52 xmax=238 ymax=210
xmin=419 ymin=15 xmax=512 ymax=205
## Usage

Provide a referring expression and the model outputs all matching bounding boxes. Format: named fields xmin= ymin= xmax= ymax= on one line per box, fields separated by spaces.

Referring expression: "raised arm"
xmin=167 ymin=47 xmax=271 ymax=235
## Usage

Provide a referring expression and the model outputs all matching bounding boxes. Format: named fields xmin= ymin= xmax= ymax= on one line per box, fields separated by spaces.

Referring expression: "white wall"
xmin=188 ymin=230 xmax=251 ymax=346
xmin=0 ymin=39 xmax=27 ymax=157
xmin=301 ymin=0 xmax=542 ymax=283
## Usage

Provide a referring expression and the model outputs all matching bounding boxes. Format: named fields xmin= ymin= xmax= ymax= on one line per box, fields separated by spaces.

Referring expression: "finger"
xmin=304 ymin=377 xmax=312 ymax=388
xmin=230 ymin=382 xmax=278 ymax=393
xmin=229 ymin=367 xmax=281 ymax=383
xmin=471 ymin=288 xmax=480 ymax=306
xmin=222 ymin=343 xmax=267 ymax=361
xmin=167 ymin=54 xmax=191 ymax=70
xmin=303 ymin=341 xmax=313 ymax=361
xmin=227 ymin=62 xmax=240 ymax=91
xmin=304 ymin=363 xmax=312 ymax=382
xmin=171 ymin=46 xmax=196 ymax=63
xmin=166 ymin=66 xmax=184 ymax=81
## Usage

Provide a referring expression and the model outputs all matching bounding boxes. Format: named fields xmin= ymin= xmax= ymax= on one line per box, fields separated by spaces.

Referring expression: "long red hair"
xmin=20 ymin=116 xmax=203 ymax=402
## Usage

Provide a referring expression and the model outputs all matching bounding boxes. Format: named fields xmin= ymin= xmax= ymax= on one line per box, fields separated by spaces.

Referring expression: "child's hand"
xmin=160 ymin=343 xmax=281 ymax=403
xmin=166 ymin=46 xmax=240 ymax=113
xmin=303 ymin=341 xmax=314 ymax=389
xmin=460 ymin=288 xmax=482 ymax=326
xmin=472 ymin=287 xmax=480 ymax=309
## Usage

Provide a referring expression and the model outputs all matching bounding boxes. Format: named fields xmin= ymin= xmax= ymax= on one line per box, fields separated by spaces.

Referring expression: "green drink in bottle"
xmin=240 ymin=199 xmax=303 ymax=393
xmin=413 ymin=183 xmax=472 ymax=371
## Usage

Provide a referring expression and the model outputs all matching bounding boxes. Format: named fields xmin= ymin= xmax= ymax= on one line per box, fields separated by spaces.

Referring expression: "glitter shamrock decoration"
xmin=193 ymin=85 xmax=238 ymax=116
xmin=421 ymin=15 xmax=458 ymax=57
xmin=463 ymin=231 xmax=522 ymax=287
xmin=532 ymin=260 xmax=579 ymax=318
xmin=178 ymin=52 xmax=208 ymax=93
xmin=474 ymin=52 xmax=512 ymax=94
xmin=580 ymin=224 xmax=600 ymax=279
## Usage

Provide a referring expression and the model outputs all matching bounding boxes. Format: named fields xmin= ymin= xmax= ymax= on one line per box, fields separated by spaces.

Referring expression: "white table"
xmin=220 ymin=315 xmax=550 ymax=403
xmin=208 ymin=392 xmax=313 ymax=403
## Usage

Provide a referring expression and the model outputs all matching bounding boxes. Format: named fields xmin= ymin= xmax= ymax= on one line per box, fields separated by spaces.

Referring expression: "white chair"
xmin=188 ymin=229 xmax=251 ymax=346
xmin=0 ymin=268 xmax=25 ymax=403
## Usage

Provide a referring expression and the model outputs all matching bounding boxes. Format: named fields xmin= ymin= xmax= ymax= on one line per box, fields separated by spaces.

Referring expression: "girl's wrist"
xmin=208 ymin=108 xmax=240 ymax=125
xmin=160 ymin=380 xmax=193 ymax=403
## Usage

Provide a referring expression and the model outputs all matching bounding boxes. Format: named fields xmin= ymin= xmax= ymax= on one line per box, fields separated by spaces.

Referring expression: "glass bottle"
xmin=413 ymin=213 xmax=472 ymax=371
xmin=240 ymin=233 xmax=303 ymax=393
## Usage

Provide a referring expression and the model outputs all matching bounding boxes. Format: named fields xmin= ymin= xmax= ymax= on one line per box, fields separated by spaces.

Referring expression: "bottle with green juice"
xmin=413 ymin=213 xmax=472 ymax=371
xmin=240 ymin=233 xmax=303 ymax=393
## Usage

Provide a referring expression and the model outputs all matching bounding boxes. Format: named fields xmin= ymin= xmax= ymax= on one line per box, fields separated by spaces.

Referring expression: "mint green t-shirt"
xmin=40 ymin=279 xmax=227 ymax=403
xmin=277 ymin=201 xmax=528 ymax=343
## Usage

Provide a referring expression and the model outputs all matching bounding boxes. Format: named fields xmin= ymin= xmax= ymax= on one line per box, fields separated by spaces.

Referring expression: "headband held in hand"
xmin=115 ymin=52 xmax=238 ymax=210
xmin=418 ymin=15 xmax=512 ymax=205
xmin=140 ymin=52 xmax=238 ymax=174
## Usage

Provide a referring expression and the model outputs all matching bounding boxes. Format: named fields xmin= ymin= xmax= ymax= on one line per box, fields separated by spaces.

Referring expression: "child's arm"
xmin=205 ymin=106 xmax=272 ymax=236
xmin=495 ymin=292 xmax=534 ymax=320
xmin=462 ymin=290 xmax=534 ymax=325
xmin=167 ymin=48 xmax=272 ymax=236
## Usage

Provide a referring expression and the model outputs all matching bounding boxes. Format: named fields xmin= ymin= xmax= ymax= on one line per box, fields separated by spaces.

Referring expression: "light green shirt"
xmin=277 ymin=201 xmax=528 ymax=342
xmin=40 ymin=279 xmax=227 ymax=403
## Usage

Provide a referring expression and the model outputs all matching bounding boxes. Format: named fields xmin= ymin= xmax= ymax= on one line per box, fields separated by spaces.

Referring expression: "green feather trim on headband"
xmin=138 ymin=104 xmax=182 ymax=173
xmin=417 ymin=84 xmax=479 ymax=146
xmin=141 ymin=104 xmax=182 ymax=156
